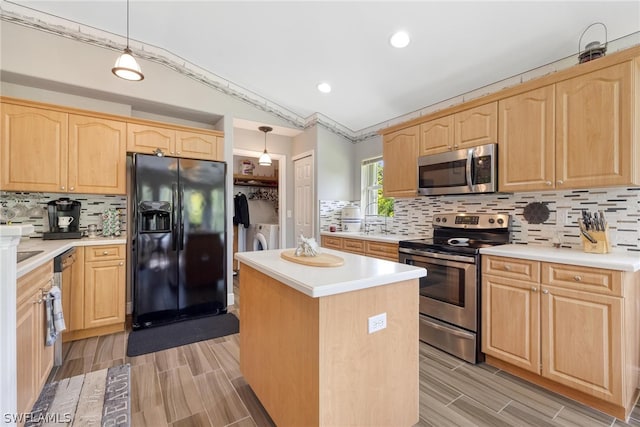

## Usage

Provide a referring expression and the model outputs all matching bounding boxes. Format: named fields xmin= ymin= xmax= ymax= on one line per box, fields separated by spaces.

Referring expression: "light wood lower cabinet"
xmin=16 ymin=262 xmax=54 ymax=416
xmin=63 ymin=245 xmax=126 ymax=342
xmin=320 ymin=236 xmax=398 ymax=261
xmin=482 ymin=255 xmax=640 ymax=420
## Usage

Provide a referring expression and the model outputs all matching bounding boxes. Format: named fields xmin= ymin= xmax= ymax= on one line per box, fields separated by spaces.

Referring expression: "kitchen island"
xmin=235 ymin=248 xmax=426 ymax=427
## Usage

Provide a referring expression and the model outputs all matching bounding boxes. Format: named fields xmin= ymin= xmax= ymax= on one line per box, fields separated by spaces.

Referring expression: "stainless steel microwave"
xmin=418 ymin=143 xmax=497 ymax=196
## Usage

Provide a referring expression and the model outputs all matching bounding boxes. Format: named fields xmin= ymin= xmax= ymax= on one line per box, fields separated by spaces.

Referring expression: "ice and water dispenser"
xmin=139 ymin=201 xmax=171 ymax=232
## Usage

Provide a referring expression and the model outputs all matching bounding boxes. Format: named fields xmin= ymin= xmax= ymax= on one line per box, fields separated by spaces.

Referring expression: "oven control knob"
xmin=488 ymin=218 xmax=495 ymax=224
xmin=497 ymin=218 xmax=504 ymax=225
xmin=435 ymin=217 xmax=441 ymax=223
xmin=441 ymin=218 xmax=447 ymax=223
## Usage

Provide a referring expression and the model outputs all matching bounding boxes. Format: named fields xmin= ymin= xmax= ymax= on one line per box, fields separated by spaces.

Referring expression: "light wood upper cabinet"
xmin=176 ymin=130 xmax=219 ymax=161
xmin=555 ymin=61 xmax=634 ymax=189
xmin=69 ymin=115 xmax=126 ymax=194
xmin=454 ymin=102 xmax=498 ymax=149
xmin=383 ymin=125 xmax=418 ymax=198
xmin=419 ymin=116 xmax=454 ymax=155
xmin=1 ymin=103 xmax=68 ymax=192
xmin=127 ymin=123 xmax=223 ymax=161
xmin=127 ymin=122 xmax=175 ymax=155
xmin=1 ymin=101 xmax=126 ymax=194
xmin=498 ymin=86 xmax=556 ymax=192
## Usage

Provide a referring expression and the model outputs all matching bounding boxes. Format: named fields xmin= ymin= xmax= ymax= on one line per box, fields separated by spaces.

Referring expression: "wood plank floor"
xmin=48 ymin=278 xmax=640 ymax=426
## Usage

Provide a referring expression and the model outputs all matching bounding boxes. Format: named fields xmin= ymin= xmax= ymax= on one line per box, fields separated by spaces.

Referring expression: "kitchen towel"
xmin=45 ymin=286 xmax=65 ymax=346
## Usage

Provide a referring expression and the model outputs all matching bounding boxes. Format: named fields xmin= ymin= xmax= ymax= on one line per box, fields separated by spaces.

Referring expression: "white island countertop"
xmin=17 ymin=237 xmax=127 ymax=278
xmin=235 ymin=248 xmax=426 ymax=298
xmin=480 ymin=244 xmax=640 ymax=272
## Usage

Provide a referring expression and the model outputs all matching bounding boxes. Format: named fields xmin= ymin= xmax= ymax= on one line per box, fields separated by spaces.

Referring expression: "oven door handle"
xmin=399 ymin=247 xmax=476 ymax=264
xmin=421 ymin=316 xmax=475 ymax=340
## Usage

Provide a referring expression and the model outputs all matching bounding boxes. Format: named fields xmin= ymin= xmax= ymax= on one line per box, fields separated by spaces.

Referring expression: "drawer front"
xmin=483 ymin=256 xmax=540 ymax=282
xmin=321 ymin=236 xmax=343 ymax=250
xmin=541 ymin=263 xmax=622 ymax=296
xmin=366 ymin=241 xmax=398 ymax=261
xmin=343 ymin=238 xmax=365 ymax=253
xmin=85 ymin=244 xmax=125 ymax=261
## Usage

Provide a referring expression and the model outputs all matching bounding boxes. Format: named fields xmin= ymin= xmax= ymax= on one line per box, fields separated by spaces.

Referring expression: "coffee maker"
xmin=44 ymin=198 xmax=82 ymax=240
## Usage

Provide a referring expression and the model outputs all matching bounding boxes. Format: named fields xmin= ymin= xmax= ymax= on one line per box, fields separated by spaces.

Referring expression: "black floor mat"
xmin=126 ymin=313 xmax=239 ymax=357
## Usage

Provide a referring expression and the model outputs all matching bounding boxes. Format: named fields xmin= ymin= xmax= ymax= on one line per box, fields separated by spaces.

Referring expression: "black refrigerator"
xmin=131 ymin=154 xmax=227 ymax=330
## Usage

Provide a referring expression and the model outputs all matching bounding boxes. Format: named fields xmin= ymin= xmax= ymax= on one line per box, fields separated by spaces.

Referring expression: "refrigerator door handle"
xmin=171 ymin=183 xmax=178 ymax=251
xmin=179 ymin=184 xmax=185 ymax=250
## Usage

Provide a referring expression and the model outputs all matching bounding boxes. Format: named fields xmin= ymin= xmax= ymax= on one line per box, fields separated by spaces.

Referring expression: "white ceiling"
xmin=8 ymin=1 xmax=640 ymax=133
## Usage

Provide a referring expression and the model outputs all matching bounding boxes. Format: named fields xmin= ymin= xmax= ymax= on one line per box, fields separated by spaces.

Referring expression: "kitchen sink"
xmin=17 ymin=250 xmax=44 ymax=263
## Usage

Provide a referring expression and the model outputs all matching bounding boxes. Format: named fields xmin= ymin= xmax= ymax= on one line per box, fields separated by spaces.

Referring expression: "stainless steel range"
xmin=399 ymin=213 xmax=510 ymax=363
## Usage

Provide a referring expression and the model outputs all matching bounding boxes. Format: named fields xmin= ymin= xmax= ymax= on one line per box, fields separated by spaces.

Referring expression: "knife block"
xmin=581 ymin=228 xmax=610 ymax=254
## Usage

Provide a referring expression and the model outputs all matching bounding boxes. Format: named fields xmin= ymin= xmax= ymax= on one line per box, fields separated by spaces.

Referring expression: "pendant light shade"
xmin=258 ymin=126 xmax=273 ymax=166
xmin=112 ymin=0 xmax=144 ymax=81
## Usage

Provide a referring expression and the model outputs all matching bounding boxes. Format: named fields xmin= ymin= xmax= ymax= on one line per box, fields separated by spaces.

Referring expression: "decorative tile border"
xmin=1 ymin=192 xmax=127 ymax=237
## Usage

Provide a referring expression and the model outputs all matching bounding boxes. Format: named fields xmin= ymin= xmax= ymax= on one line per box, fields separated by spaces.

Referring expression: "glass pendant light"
xmin=258 ymin=126 xmax=273 ymax=166
xmin=112 ymin=0 xmax=144 ymax=81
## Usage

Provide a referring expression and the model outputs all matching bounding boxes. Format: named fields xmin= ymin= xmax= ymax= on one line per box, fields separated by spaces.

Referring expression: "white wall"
xmin=353 ymin=135 xmax=383 ymax=202
xmin=316 ymin=126 xmax=355 ymax=201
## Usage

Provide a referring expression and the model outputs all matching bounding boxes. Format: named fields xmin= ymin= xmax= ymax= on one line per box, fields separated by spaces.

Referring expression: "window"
xmin=361 ymin=157 xmax=394 ymax=217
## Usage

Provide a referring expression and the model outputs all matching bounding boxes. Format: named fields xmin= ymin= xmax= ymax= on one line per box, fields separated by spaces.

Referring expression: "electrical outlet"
xmin=368 ymin=313 xmax=387 ymax=334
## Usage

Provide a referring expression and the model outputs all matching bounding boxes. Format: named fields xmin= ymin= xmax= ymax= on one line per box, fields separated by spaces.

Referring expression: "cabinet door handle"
xmin=557 ymin=180 xmax=564 ymax=185
xmin=542 ymin=289 xmax=549 ymax=294
xmin=545 ymin=181 xmax=552 ymax=186
xmin=60 ymin=185 xmax=65 ymax=190
xmin=119 ymin=262 xmax=124 ymax=266
xmin=573 ymin=275 xmax=582 ymax=282
xmin=504 ymin=265 xmax=511 ymax=271
xmin=69 ymin=186 xmax=75 ymax=191
xmin=102 ymin=251 xmax=109 ymax=255
xmin=531 ymin=287 xmax=537 ymax=292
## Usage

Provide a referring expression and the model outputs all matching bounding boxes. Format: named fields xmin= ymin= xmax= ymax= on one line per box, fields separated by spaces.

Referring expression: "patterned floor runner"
xmin=27 ymin=364 xmax=130 ymax=427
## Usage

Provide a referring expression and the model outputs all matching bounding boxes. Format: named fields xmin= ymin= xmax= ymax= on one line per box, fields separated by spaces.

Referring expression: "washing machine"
xmin=251 ymin=223 xmax=279 ymax=251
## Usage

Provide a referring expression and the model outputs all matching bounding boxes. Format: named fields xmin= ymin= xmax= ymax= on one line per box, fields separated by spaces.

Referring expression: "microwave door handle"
xmin=466 ymin=148 xmax=474 ymax=190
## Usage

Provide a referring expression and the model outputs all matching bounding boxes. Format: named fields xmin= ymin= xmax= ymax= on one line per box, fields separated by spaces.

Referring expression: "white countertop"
xmin=480 ymin=244 xmax=640 ymax=272
xmin=320 ymin=231 xmax=423 ymax=243
xmin=17 ymin=237 xmax=127 ymax=278
xmin=235 ymin=248 xmax=426 ymax=298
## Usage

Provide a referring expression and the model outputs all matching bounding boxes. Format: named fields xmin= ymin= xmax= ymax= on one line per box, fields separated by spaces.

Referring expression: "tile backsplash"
xmin=320 ymin=187 xmax=640 ymax=253
xmin=1 ymin=192 xmax=127 ymax=237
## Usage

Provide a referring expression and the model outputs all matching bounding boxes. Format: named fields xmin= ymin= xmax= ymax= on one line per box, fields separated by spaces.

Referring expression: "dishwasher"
xmin=53 ymin=247 xmax=76 ymax=366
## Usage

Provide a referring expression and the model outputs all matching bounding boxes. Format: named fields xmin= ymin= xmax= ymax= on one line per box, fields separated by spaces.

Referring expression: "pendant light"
xmin=112 ymin=0 xmax=144 ymax=81
xmin=258 ymin=126 xmax=273 ymax=166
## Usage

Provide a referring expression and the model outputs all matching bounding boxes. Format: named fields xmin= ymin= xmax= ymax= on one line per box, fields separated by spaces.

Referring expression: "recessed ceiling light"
xmin=390 ymin=31 xmax=410 ymax=48
xmin=317 ymin=82 xmax=331 ymax=93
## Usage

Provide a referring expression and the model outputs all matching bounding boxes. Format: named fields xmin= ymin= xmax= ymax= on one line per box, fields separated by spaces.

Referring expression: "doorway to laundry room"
xmin=232 ymin=147 xmax=285 ymax=272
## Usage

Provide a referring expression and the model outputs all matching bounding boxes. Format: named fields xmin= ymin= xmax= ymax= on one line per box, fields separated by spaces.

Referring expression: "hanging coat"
xmin=233 ymin=193 xmax=250 ymax=228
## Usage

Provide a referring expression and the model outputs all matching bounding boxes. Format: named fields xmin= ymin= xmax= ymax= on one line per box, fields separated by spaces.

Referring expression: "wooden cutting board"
xmin=280 ymin=250 xmax=344 ymax=267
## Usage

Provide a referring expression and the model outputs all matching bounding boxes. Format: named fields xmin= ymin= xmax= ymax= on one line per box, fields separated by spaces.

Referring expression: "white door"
xmin=294 ymin=154 xmax=314 ymax=244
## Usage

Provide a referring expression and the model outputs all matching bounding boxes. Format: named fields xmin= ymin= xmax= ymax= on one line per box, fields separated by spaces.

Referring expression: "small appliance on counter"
xmin=43 ymin=198 xmax=82 ymax=240
xmin=341 ymin=204 xmax=362 ymax=232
